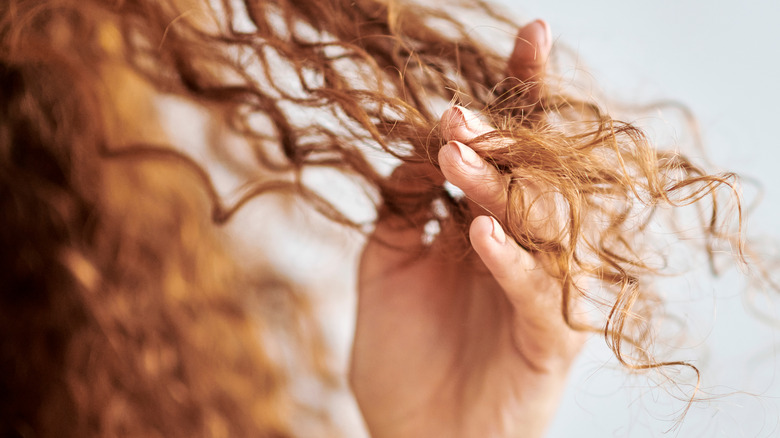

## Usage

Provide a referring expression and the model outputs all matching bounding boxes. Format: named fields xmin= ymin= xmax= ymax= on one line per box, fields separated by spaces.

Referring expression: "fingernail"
xmin=453 ymin=105 xmax=484 ymax=135
xmin=533 ymin=19 xmax=551 ymax=53
xmin=449 ymin=141 xmax=482 ymax=168
xmin=490 ymin=217 xmax=506 ymax=244
xmin=517 ymin=19 xmax=551 ymax=58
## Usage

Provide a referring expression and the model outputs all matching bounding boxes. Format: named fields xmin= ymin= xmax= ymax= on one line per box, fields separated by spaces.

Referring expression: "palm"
xmin=352 ymin=226 xmax=579 ymax=437
xmin=349 ymin=20 xmax=584 ymax=438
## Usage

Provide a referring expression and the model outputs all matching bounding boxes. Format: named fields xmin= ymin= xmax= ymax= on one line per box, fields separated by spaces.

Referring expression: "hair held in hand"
xmin=0 ymin=0 xmax=755 ymax=435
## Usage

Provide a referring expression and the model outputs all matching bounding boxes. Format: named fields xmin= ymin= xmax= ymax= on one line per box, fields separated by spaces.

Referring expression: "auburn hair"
xmin=0 ymin=0 xmax=751 ymax=435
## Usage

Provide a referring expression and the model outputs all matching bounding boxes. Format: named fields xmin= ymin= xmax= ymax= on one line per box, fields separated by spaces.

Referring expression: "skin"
xmin=350 ymin=20 xmax=586 ymax=438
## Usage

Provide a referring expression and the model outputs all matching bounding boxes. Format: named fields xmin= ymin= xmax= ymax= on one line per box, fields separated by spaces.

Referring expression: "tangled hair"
xmin=0 ymin=0 xmax=751 ymax=435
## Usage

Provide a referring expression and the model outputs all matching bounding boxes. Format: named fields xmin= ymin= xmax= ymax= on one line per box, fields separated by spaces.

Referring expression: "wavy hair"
xmin=0 ymin=0 xmax=750 ymax=435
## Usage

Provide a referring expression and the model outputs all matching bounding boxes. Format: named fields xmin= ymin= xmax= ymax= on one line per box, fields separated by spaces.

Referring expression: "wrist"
xmin=357 ymin=368 xmax=570 ymax=438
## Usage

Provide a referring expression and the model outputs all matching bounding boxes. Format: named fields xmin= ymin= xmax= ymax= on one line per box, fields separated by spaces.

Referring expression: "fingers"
xmin=470 ymin=215 xmax=584 ymax=365
xmin=440 ymin=105 xmax=495 ymax=144
xmin=469 ymin=214 xmax=563 ymax=346
xmin=508 ymin=19 xmax=551 ymax=78
xmin=436 ymin=20 xmax=553 ymax=226
xmin=439 ymin=105 xmax=510 ymax=217
xmin=439 ymin=140 xmax=508 ymax=218
xmin=507 ymin=19 xmax=551 ymax=102
xmin=469 ymin=215 xmax=545 ymax=298
xmin=438 ymin=107 xmax=565 ymax=240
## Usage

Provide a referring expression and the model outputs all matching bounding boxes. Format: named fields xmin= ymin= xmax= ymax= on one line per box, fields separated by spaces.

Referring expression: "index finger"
xmin=507 ymin=19 xmax=551 ymax=103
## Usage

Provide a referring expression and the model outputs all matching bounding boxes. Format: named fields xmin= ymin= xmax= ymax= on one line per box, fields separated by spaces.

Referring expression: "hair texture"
xmin=0 ymin=0 xmax=749 ymax=435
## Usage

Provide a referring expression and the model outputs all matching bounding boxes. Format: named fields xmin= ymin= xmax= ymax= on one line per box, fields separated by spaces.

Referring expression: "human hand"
xmin=350 ymin=20 xmax=585 ymax=438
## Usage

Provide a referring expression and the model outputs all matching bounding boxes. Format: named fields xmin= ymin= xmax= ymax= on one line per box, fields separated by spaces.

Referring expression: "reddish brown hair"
xmin=0 ymin=0 xmax=749 ymax=435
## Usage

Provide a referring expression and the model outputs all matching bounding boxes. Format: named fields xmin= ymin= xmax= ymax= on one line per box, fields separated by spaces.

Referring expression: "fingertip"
xmin=437 ymin=140 xmax=457 ymax=165
xmin=439 ymin=140 xmax=483 ymax=181
xmin=440 ymin=142 xmax=509 ymax=218
xmin=469 ymin=215 xmax=495 ymax=246
xmin=488 ymin=216 xmax=506 ymax=245
xmin=510 ymin=19 xmax=551 ymax=80
xmin=470 ymin=216 xmax=536 ymax=280
xmin=440 ymin=106 xmax=468 ymax=141
xmin=530 ymin=19 xmax=552 ymax=53
xmin=469 ymin=215 xmax=507 ymax=257
xmin=515 ymin=19 xmax=551 ymax=58
xmin=470 ymin=216 xmax=498 ymax=266
xmin=440 ymin=106 xmax=493 ymax=142
xmin=437 ymin=141 xmax=459 ymax=177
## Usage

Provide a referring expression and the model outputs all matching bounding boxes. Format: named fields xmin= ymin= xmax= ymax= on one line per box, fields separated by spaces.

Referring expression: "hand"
xmin=350 ymin=20 xmax=584 ymax=438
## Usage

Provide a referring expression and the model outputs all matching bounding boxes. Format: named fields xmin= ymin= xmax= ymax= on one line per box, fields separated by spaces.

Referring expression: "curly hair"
xmin=0 ymin=0 xmax=749 ymax=435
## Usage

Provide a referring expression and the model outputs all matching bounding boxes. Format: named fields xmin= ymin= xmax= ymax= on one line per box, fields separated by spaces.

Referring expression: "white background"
xmin=489 ymin=0 xmax=780 ymax=436
xmin=217 ymin=1 xmax=780 ymax=436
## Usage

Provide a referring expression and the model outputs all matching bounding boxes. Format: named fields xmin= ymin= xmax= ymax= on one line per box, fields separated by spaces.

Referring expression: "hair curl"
xmin=0 ymin=0 xmax=753 ymax=435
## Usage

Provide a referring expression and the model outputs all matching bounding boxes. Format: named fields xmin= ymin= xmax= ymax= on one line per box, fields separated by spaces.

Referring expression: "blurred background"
xmin=223 ymin=1 xmax=780 ymax=436
xmin=494 ymin=0 xmax=780 ymax=436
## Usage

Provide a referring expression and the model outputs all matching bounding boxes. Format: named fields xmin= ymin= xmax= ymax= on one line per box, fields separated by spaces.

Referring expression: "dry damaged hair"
xmin=0 ymin=0 xmax=754 ymax=435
